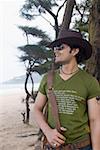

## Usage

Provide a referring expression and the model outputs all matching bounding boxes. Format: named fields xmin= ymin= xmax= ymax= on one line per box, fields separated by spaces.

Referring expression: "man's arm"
xmin=33 ymin=92 xmax=65 ymax=147
xmin=34 ymin=92 xmax=49 ymax=133
xmin=88 ymin=97 xmax=100 ymax=150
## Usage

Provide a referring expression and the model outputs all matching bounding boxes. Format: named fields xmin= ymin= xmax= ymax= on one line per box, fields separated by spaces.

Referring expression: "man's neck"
xmin=61 ymin=61 xmax=78 ymax=74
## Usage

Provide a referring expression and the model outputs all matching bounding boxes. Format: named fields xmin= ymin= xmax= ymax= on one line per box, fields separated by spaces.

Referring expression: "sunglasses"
xmin=53 ymin=44 xmax=65 ymax=51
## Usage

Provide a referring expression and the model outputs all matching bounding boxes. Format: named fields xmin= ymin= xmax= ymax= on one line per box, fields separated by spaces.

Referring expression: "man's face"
xmin=53 ymin=44 xmax=74 ymax=64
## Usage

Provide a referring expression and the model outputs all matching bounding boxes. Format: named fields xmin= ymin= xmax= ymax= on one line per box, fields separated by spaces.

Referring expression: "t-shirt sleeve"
xmin=87 ymin=77 xmax=100 ymax=99
xmin=38 ymin=74 xmax=47 ymax=95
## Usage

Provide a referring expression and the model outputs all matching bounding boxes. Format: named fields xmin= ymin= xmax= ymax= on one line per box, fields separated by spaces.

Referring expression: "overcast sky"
xmin=0 ymin=0 xmax=26 ymax=82
xmin=0 ymin=0 xmax=80 ymax=82
xmin=0 ymin=0 xmax=55 ymax=82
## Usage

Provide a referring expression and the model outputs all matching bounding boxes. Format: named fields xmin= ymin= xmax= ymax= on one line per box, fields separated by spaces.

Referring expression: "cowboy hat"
xmin=48 ymin=29 xmax=92 ymax=61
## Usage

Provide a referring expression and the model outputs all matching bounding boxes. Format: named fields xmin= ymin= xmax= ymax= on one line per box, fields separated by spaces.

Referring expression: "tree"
xmin=61 ymin=0 xmax=75 ymax=30
xmin=19 ymin=26 xmax=53 ymax=123
xmin=87 ymin=0 xmax=100 ymax=83
xmin=19 ymin=1 xmax=69 ymax=75
xmin=18 ymin=0 xmax=100 ymax=147
xmin=18 ymin=26 xmax=52 ymax=75
xmin=19 ymin=1 xmax=68 ymax=124
xmin=19 ymin=0 xmax=100 ymax=124
xmin=19 ymin=0 xmax=94 ymax=73
xmin=20 ymin=0 xmax=67 ymax=38
xmin=19 ymin=1 xmax=72 ymax=124
xmin=19 ymin=1 xmax=69 ymax=123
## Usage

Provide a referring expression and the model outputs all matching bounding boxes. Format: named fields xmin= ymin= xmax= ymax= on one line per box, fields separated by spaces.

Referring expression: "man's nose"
xmin=54 ymin=49 xmax=59 ymax=53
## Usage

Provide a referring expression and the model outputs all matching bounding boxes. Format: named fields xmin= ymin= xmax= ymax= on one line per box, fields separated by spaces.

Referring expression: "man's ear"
xmin=72 ymin=48 xmax=79 ymax=56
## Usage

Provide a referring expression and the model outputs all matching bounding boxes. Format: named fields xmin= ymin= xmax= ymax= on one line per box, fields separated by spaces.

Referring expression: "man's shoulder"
xmin=79 ymin=69 xmax=99 ymax=86
xmin=79 ymin=69 xmax=95 ymax=79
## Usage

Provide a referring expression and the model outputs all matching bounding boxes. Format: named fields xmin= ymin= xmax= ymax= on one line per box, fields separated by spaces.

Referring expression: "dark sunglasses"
xmin=53 ymin=44 xmax=65 ymax=51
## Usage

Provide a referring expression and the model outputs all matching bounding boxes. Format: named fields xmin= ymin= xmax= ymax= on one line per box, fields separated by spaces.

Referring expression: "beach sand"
xmin=0 ymin=91 xmax=40 ymax=150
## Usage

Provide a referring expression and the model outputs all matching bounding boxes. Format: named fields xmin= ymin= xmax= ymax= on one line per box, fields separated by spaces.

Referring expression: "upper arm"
xmin=34 ymin=91 xmax=47 ymax=111
xmin=88 ymin=97 xmax=100 ymax=121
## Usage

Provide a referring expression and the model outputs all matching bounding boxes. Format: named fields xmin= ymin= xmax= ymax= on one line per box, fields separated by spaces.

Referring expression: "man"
xmin=34 ymin=29 xmax=100 ymax=150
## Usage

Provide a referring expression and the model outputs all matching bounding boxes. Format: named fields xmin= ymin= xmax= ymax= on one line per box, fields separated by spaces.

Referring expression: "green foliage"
xmin=19 ymin=1 xmax=67 ymax=74
xmin=20 ymin=0 xmax=58 ymax=20
xmin=19 ymin=0 xmax=92 ymax=74
xmin=18 ymin=26 xmax=51 ymax=40
xmin=31 ymin=61 xmax=53 ymax=75
xmin=73 ymin=0 xmax=92 ymax=36
xmin=18 ymin=25 xmax=53 ymax=74
xmin=18 ymin=44 xmax=52 ymax=60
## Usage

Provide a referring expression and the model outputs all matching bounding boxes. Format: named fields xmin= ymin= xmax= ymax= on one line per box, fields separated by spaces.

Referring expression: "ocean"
xmin=0 ymin=83 xmax=39 ymax=150
xmin=0 ymin=83 xmax=40 ymax=95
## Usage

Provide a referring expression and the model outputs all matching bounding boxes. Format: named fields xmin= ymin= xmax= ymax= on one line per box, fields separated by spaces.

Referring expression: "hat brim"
xmin=48 ymin=37 xmax=92 ymax=60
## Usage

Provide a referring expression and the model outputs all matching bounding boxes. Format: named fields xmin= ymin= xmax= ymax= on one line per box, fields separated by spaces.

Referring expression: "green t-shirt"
xmin=38 ymin=68 xmax=100 ymax=144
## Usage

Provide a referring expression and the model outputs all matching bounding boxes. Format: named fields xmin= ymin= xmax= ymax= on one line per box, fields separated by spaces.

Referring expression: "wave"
xmin=0 ymin=83 xmax=40 ymax=95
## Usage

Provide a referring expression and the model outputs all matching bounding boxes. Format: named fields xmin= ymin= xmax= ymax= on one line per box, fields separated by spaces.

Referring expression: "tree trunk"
xmin=60 ymin=0 xmax=75 ymax=30
xmin=26 ymin=94 xmax=30 ymax=123
xmin=87 ymin=0 xmax=100 ymax=83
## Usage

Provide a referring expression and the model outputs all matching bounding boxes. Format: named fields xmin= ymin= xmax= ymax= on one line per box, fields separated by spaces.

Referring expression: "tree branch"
xmin=75 ymin=4 xmax=83 ymax=18
xmin=56 ymin=0 xmax=67 ymax=17
xmin=40 ymin=14 xmax=54 ymax=28
xmin=61 ymin=0 xmax=76 ymax=30
xmin=38 ymin=0 xmax=56 ymax=19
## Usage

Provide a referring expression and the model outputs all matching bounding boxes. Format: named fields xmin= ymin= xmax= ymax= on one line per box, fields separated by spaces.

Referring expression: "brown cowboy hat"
xmin=48 ymin=29 xmax=92 ymax=61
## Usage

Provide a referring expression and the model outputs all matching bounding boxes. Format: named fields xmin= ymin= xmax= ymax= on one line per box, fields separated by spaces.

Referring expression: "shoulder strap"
xmin=47 ymin=70 xmax=61 ymax=132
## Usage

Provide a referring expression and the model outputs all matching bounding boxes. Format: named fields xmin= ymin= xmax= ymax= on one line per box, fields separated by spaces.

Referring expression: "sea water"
xmin=0 ymin=83 xmax=40 ymax=95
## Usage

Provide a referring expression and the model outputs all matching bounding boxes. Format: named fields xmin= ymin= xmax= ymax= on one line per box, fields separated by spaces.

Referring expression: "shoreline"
xmin=0 ymin=91 xmax=39 ymax=150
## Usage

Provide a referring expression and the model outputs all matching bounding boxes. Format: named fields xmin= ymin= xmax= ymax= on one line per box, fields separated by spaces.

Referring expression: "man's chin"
xmin=54 ymin=60 xmax=62 ymax=65
xmin=55 ymin=60 xmax=69 ymax=65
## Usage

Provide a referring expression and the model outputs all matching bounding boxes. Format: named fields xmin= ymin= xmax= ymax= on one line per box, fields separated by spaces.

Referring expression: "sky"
xmin=0 ymin=0 xmax=54 ymax=82
xmin=0 ymin=0 xmax=27 ymax=82
xmin=0 ymin=0 xmax=80 ymax=83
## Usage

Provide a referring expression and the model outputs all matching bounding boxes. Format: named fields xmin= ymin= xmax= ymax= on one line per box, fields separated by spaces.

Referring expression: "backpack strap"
xmin=47 ymin=70 xmax=61 ymax=132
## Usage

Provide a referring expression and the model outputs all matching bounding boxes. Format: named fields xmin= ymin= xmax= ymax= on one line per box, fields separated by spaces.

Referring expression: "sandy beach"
xmin=0 ymin=90 xmax=40 ymax=150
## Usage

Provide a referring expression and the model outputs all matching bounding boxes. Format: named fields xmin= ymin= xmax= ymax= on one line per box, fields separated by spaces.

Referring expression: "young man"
xmin=34 ymin=29 xmax=100 ymax=150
